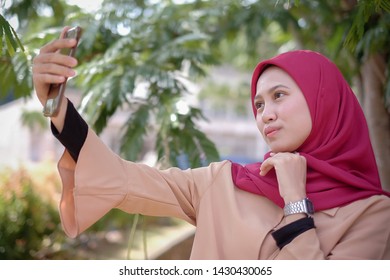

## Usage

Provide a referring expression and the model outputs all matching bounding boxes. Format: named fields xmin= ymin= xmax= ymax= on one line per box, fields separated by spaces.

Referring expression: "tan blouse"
xmin=57 ymin=129 xmax=390 ymax=259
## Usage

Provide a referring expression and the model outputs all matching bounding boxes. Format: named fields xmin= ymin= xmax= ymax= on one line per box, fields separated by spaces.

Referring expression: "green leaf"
xmin=120 ymin=103 xmax=151 ymax=162
xmin=0 ymin=14 xmax=24 ymax=56
xmin=344 ymin=0 xmax=390 ymax=52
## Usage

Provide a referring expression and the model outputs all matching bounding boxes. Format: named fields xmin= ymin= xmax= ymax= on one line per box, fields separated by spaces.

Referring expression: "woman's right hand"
xmin=260 ymin=152 xmax=307 ymax=203
xmin=32 ymin=27 xmax=78 ymax=107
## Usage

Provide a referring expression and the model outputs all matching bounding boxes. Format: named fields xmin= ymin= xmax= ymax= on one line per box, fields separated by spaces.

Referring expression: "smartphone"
xmin=43 ymin=26 xmax=82 ymax=117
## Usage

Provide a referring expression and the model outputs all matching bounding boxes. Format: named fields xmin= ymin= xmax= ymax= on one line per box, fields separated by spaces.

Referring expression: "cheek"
xmin=293 ymin=105 xmax=312 ymax=142
xmin=255 ymin=114 xmax=265 ymax=134
xmin=302 ymin=116 xmax=313 ymax=140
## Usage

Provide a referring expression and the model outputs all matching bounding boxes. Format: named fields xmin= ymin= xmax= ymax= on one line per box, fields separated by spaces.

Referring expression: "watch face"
xmin=305 ymin=198 xmax=315 ymax=214
xmin=284 ymin=198 xmax=315 ymax=216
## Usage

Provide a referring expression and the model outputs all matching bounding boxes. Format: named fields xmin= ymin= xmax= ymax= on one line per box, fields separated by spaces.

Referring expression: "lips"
xmin=264 ymin=126 xmax=279 ymax=137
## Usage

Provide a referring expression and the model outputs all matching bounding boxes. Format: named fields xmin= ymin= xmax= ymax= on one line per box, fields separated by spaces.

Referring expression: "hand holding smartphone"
xmin=43 ymin=26 xmax=82 ymax=117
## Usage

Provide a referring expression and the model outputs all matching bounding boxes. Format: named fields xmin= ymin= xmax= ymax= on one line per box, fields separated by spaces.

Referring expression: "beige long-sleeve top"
xmin=57 ymin=129 xmax=390 ymax=259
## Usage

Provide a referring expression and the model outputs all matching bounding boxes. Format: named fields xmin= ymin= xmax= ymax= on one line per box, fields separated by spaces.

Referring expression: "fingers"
xmin=33 ymin=54 xmax=77 ymax=75
xmin=38 ymin=26 xmax=74 ymax=54
xmin=32 ymin=37 xmax=78 ymax=85
xmin=259 ymin=152 xmax=304 ymax=176
xmin=260 ymin=152 xmax=308 ymax=202
xmin=32 ymin=27 xmax=79 ymax=106
xmin=60 ymin=26 xmax=73 ymax=39
xmin=39 ymin=38 xmax=78 ymax=55
xmin=33 ymin=48 xmax=78 ymax=68
xmin=32 ymin=54 xmax=77 ymax=88
xmin=259 ymin=152 xmax=280 ymax=176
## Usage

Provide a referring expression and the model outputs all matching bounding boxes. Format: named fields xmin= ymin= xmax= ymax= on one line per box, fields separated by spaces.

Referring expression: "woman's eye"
xmin=255 ymin=102 xmax=264 ymax=110
xmin=274 ymin=92 xmax=285 ymax=99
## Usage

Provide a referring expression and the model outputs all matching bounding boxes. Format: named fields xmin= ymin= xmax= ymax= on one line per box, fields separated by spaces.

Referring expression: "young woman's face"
xmin=254 ymin=66 xmax=312 ymax=153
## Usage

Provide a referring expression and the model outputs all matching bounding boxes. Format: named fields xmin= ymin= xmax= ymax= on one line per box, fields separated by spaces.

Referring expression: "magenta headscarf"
xmin=231 ymin=50 xmax=389 ymax=211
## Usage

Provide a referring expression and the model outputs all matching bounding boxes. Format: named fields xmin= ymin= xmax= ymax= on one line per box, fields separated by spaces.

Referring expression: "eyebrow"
xmin=254 ymin=84 xmax=290 ymax=101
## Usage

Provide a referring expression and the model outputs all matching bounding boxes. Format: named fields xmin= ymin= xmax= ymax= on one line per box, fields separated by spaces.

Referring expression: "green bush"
xmin=0 ymin=167 xmax=66 ymax=259
xmin=0 ymin=164 xmax=139 ymax=259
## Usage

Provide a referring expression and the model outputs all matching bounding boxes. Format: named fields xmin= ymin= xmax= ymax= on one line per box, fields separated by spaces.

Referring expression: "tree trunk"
xmin=361 ymin=53 xmax=390 ymax=191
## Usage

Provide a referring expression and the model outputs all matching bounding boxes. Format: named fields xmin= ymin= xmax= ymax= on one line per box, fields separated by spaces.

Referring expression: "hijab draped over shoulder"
xmin=231 ymin=50 xmax=389 ymax=211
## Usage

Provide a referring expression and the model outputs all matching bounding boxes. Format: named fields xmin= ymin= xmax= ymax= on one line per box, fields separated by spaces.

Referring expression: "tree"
xmin=1 ymin=0 xmax=221 ymax=168
xmin=0 ymin=9 xmax=29 ymax=98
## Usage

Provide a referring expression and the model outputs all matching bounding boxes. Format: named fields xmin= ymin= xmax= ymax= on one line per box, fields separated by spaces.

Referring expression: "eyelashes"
xmin=254 ymin=92 xmax=286 ymax=111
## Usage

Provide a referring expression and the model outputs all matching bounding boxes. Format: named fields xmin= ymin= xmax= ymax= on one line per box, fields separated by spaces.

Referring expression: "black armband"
xmin=51 ymin=99 xmax=88 ymax=162
xmin=271 ymin=217 xmax=315 ymax=249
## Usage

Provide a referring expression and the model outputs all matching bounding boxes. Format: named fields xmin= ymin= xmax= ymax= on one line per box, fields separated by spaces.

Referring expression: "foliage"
xmin=344 ymin=0 xmax=390 ymax=52
xmin=0 ymin=50 xmax=31 ymax=99
xmin=0 ymin=13 xmax=24 ymax=56
xmin=1 ymin=0 xmax=222 ymax=168
xmin=68 ymin=1 xmax=221 ymax=166
xmin=0 ymin=164 xmax=147 ymax=259
xmin=0 ymin=167 xmax=65 ymax=259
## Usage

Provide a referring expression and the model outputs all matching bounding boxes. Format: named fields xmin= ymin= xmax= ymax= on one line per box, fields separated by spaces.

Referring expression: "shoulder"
xmin=181 ymin=160 xmax=232 ymax=177
xmin=333 ymin=195 xmax=390 ymax=222
xmin=317 ymin=195 xmax=390 ymax=221
xmin=157 ymin=160 xmax=233 ymax=191
xmin=357 ymin=194 xmax=390 ymax=210
xmin=342 ymin=195 xmax=390 ymax=214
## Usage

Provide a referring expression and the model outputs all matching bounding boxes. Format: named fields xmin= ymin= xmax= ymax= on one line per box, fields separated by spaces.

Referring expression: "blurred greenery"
xmin=0 ymin=163 xmax=155 ymax=259
xmin=0 ymin=165 xmax=64 ymax=259
xmin=1 ymin=0 xmax=390 ymax=259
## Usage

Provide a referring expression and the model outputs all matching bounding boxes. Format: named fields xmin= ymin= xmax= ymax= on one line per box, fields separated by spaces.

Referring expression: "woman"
xmin=32 ymin=27 xmax=390 ymax=259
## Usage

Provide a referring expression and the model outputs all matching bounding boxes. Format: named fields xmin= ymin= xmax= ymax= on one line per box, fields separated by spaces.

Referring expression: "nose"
xmin=261 ymin=103 xmax=277 ymax=124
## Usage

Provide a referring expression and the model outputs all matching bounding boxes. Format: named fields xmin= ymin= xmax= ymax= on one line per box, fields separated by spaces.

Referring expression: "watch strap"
xmin=284 ymin=198 xmax=314 ymax=217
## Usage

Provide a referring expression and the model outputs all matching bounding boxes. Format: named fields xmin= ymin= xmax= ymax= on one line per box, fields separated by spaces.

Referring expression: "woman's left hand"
xmin=260 ymin=152 xmax=307 ymax=203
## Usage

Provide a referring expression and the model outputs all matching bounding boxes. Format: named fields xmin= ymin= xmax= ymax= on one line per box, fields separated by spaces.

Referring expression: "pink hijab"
xmin=231 ymin=50 xmax=389 ymax=211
